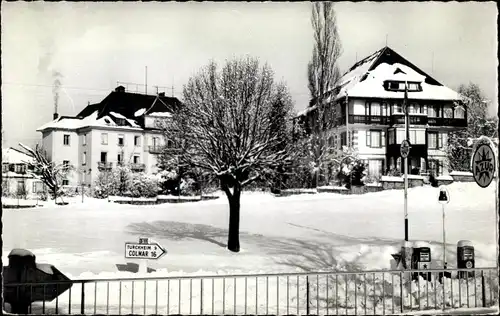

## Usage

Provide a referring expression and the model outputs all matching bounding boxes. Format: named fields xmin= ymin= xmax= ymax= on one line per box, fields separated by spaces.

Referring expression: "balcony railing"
xmin=130 ymin=163 xmax=146 ymax=171
xmin=97 ymin=162 xmax=113 ymax=170
xmin=390 ymin=114 xmax=428 ymax=126
xmin=335 ymin=114 xmax=466 ymax=128
xmin=428 ymin=117 xmax=467 ymax=127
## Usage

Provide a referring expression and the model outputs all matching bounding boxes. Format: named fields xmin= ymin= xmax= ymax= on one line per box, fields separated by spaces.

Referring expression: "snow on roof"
xmin=109 ymin=111 xmax=127 ymax=119
xmin=340 ymin=62 xmax=461 ymax=101
xmin=2 ymin=147 xmax=34 ymax=164
xmin=147 ymin=111 xmax=172 ymax=118
xmin=134 ymin=108 xmax=146 ymax=117
xmin=37 ymin=111 xmax=143 ymax=132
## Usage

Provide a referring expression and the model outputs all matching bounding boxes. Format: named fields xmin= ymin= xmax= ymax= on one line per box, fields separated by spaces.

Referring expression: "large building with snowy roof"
xmin=36 ymin=86 xmax=182 ymax=187
xmin=295 ymin=46 xmax=467 ymax=178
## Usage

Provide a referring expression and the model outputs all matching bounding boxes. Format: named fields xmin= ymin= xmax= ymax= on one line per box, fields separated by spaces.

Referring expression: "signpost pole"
xmin=442 ymin=203 xmax=446 ymax=266
xmin=404 ymin=81 xmax=409 ymax=242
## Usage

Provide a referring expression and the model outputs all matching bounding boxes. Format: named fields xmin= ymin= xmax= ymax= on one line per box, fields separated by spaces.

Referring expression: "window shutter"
xmin=438 ymin=133 xmax=443 ymax=148
xmin=382 ymin=131 xmax=386 ymax=147
xmin=366 ymin=130 xmax=371 ymax=147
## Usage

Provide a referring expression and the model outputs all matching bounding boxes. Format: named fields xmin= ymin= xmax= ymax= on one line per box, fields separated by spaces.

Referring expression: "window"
xmin=429 ymin=160 xmax=442 ymax=176
xmin=393 ymin=103 xmax=402 ymax=114
xmin=82 ymin=152 xmax=87 ymax=165
xmin=381 ymin=102 xmax=389 ymax=116
xmin=2 ymin=163 xmax=8 ymax=173
xmin=82 ymin=134 xmax=87 ymax=146
xmin=428 ymin=132 xmax=444 ymax=149
xmin=328 ymin=136 xmax=334 ymax=147
xmin=415 ymin=130 xmax=426 ymax=144
xmin=367 ymin=160 xmax=383 ymax=178
xmin=63 ymin=160 xmax=70 ymax=170
xmin=62 ymin=180 xmax=69 ymax=186
xmin=443 ymin=106 xmax=453 ymax=118
xmin=33 ymin=181 xmax=44 ymax=193
xmin=101 ymin=133 xmax=108 ymax=145
xmin=371 ymin=103 xmax=381 ymax=116
xmin=117 ymin=153 xmax=123 ymax=164
xmin=388 ymin=130 xmax=395 ymax=145
xmin=100 ymin=152 xmax=107 ymax=163
xmin=340 ymin=132 xmax=347 ymax=146
xmin=455 ymin=106 xmax=465 ymax=119
xmin=133 ymin=155 xmax=140 ymax=164
xmin=14 ymin=164 xmax=26 ymax=173
xmin=396 ymin=129 xmax=406 ymax=144
xmin=152 ymin=137 xmax=159 ymax=148
xmin=427 ymin=105 xmax=438 ymax=117
xmin=63 ymin=134 xmax=70 ymax=146
xmin=118 ymin=135 xmax=124 ymax=146
xmin=134 ymin=135 xmax=141 ymax=146
xmin=366 ymin=130 xmax=382 ymax=148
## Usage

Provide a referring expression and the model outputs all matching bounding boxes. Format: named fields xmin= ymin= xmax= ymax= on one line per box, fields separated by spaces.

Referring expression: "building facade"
xmin=37 ymin=86 xmax=181 ymax=188
xmin=295 ymin=46 xmax=467 ymax=178
xmin=1 ymin=147 xmax=45 ymax=198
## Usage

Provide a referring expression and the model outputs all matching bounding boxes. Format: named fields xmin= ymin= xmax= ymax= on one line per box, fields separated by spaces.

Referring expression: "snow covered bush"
xmin=93 ymin=170 xmax=118 ymax=198
xmin=336 ymin=159 xmax=367 ymax=189
xmin=126 ymin=173 xmax=160 ymax=198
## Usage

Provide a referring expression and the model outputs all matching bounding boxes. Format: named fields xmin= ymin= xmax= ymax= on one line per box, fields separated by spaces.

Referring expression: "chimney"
xmin=53 ymin=113 xmax=59 ymax=120
xmin=115 ymin=86 xmax=126 ymax=93
xmin=158 ymin=92 xmax=165 ymax=97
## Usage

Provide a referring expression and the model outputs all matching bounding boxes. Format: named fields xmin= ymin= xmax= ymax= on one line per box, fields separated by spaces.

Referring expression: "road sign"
xmin=125 ymin=238 xmax=166 ymax=260
xmin=400 ymin=140 xmax=411 ymax=158
xmin=472 ymin=143 xmax=496 ymax=188
xmin=438 ymin=185 xmax=450 ymax=204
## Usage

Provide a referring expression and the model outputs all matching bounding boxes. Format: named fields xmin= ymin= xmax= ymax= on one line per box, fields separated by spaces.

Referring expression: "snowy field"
xmin=2 ymin=182 xmax=498 ymax=314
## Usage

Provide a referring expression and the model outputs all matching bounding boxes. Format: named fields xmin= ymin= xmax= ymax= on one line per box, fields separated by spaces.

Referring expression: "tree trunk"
xmin=224 ymin=183 xmax=241 ymax=253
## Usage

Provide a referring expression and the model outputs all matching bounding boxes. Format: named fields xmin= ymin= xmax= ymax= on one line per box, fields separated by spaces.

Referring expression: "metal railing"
xmin=4 ymin=267 xmax=498 ymax=315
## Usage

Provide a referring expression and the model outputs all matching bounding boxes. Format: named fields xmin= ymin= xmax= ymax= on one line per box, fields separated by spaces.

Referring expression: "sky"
xmin=1 ymin=1 xmax=498 ymax=148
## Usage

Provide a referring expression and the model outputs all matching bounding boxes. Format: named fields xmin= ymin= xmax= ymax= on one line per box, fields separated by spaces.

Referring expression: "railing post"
xmin=81 ymin=282 xmax=85 ymax=315
xmin=400 ymin=272 xmax=404 ymax=314
xmin=481 ymin=270 xmax=486 ymax=307
xmin=306 ymin=276 xmax=310 ymax=315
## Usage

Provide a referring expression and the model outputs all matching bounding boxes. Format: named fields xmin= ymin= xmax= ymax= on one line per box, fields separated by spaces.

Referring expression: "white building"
xmin=1 ymin=147 xmax=45 ymax=198
xmin=295 ymin=46 xmax=467 ymax=178
xmin=36 ymin=86 xmax=181 ymax=188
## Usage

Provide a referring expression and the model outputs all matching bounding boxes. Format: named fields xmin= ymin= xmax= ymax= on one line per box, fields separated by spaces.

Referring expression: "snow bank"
xmin=436 ymin=175 xmax=454 ymax=181
xmin=381 ymin=176 xmax=404 ymax=182
xmin=450 ymin=171 xmax=473 ymax=176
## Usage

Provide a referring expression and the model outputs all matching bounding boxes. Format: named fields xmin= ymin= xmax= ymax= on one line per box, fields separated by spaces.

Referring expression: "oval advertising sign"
xmin=472 ymin=143 xmax=496 ymax=188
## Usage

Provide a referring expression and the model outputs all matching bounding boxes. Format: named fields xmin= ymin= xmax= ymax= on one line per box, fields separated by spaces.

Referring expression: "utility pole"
xmin=145 ymin=66 xmax=148 ymax=94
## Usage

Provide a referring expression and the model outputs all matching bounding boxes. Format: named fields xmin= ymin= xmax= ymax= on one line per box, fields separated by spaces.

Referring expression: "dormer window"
xmin=385 ymin=80 xmax=422 ymax=92
xmin=408 ymin=82 xmax=421 ymax=91
xmin=387 ymin=81 xmax=400 ymax=91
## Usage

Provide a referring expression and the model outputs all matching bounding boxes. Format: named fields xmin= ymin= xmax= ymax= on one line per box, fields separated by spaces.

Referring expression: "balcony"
xmin=97 ymin=162 xmax=113 ymax=170
xmin=338 ymin=115 xmax=391 ymax=125
xmin=130 ymin=163 xmax=146 ymax=171
xmin=148 ymin=146 xmax=163 ymax=154
xmin=390 ymin=114 xmax=428 ymax=126
xmin=428 ymin=117 xmax=467 ymax=127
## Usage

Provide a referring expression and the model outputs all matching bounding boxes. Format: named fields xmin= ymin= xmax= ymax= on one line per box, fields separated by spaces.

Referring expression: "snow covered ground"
xmin=2 ymin=182 xmax=498 ymax=314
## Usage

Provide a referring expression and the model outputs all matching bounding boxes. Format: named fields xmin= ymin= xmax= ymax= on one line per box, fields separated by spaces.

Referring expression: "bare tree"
xmin=162 ymin=57 xmax=296 ymax=252
xmin=306 ymin=2 xmax=343 ymax=187
xmin=19 ymin=143 xmax=74 ymax=203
